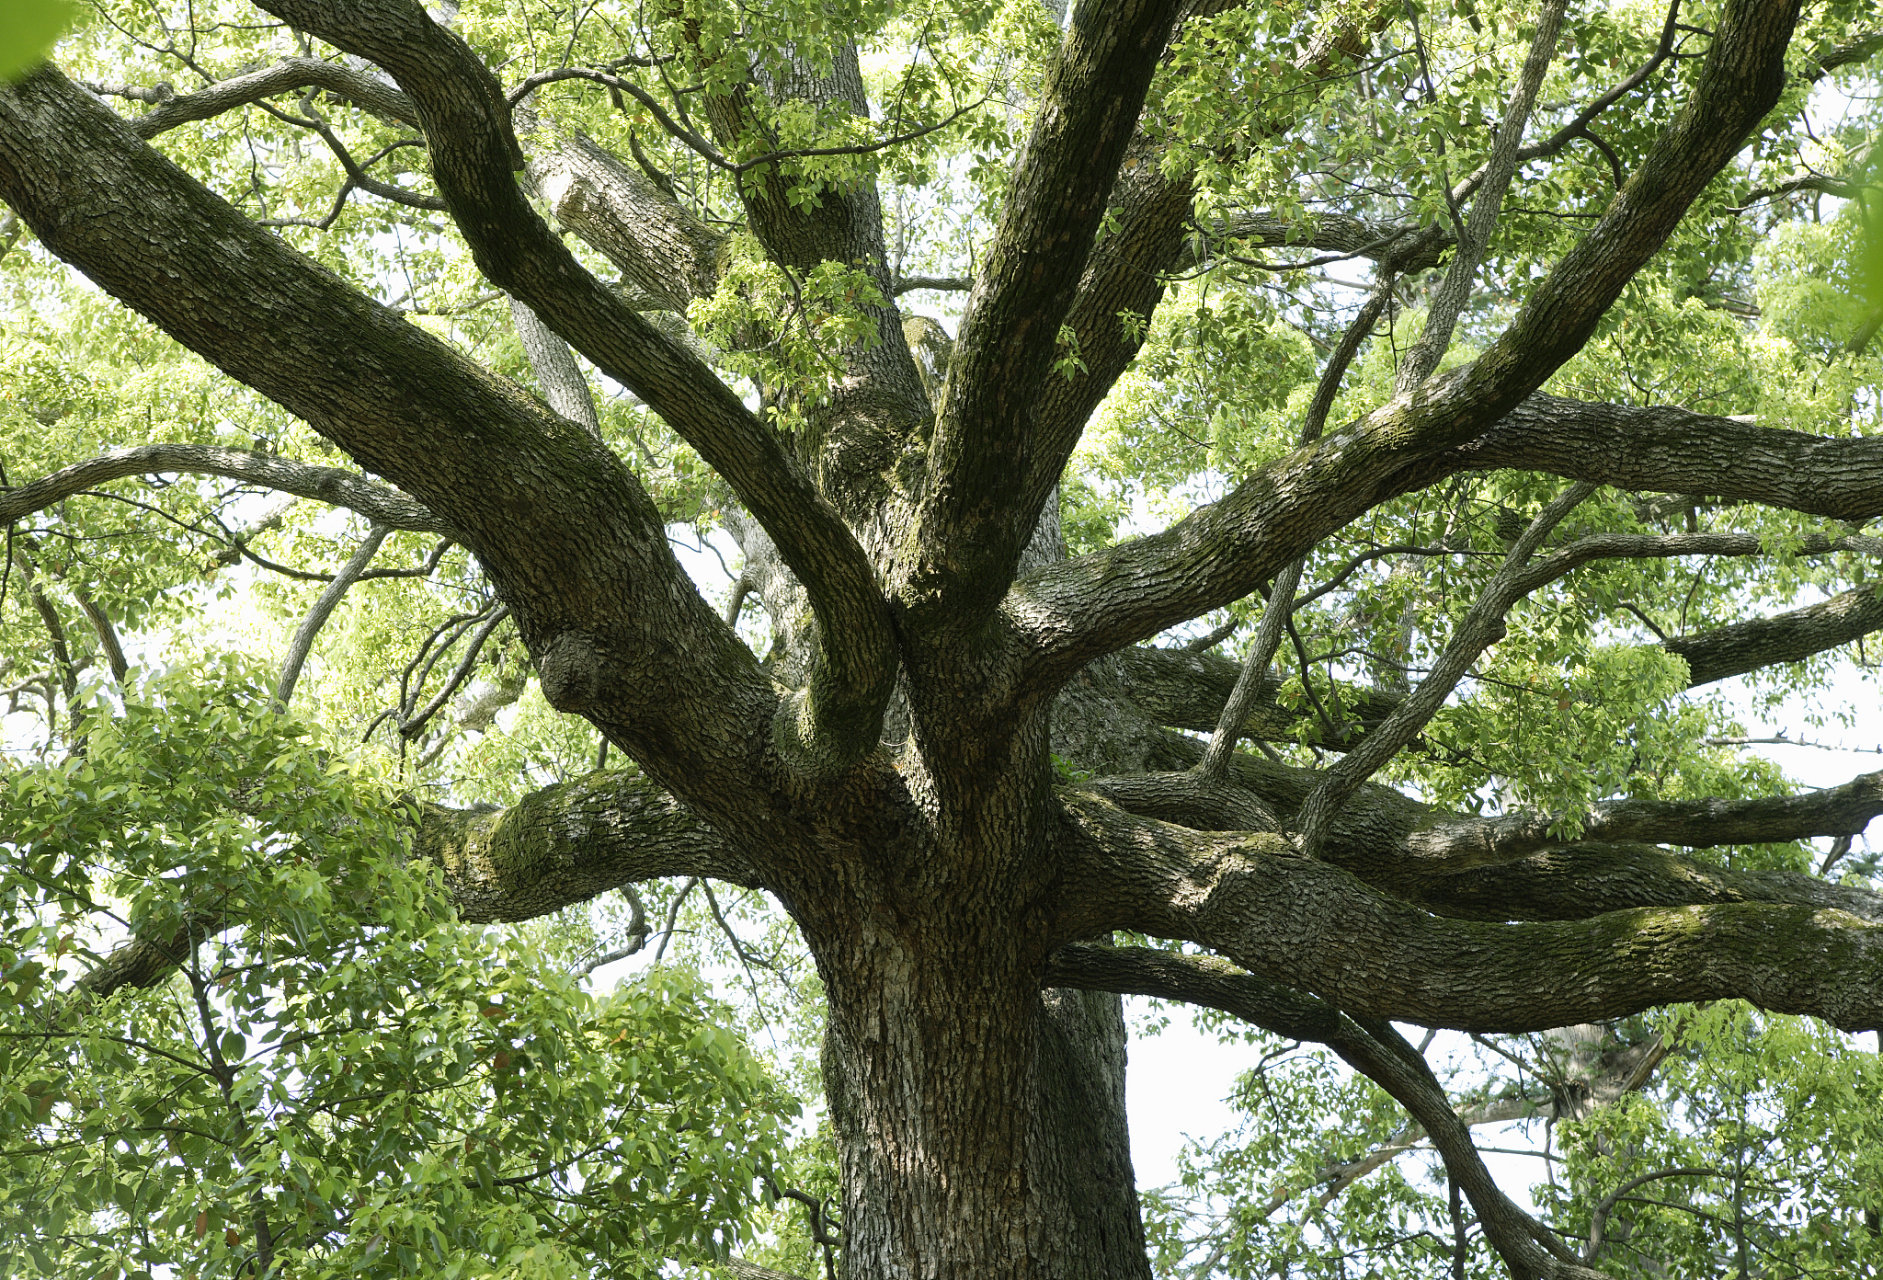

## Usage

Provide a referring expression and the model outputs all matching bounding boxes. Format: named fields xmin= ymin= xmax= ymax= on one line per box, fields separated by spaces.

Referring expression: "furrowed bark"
xmin=1020 ymin=3 xmax=1394 ymax=539
xmin=0 ymin=63 xmax=787 ymax=831
xmin=689 ymin=39 xmax=934 ymax=502
xmin=907 ymin=0 xmax=1187 ymax=624
xmin=1008 ymin=0 xmax=1806 ymax=689
xmin=1367 ymin=840 xmax=1883 ymax=925
xmin=257 ymin=0 xmax=898 ymax=773
xmin=1458 ymin=394 xmax=1883 ymax=521
xmin=514 ymin=107 xmax=723 ymax=314
xmin=413 ymin=769 xmax=759 ymax=922
xmin=1667 ymin=585 xmax=1883 ymax=684
xmin=1055 ymin=793 xmax=1883 ymax=1032
xmin=1077 ymin=752 xmax=1883 ymax=927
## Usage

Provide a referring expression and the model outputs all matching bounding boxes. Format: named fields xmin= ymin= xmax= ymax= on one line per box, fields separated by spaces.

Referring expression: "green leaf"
xmin=0 ymin=0 xmax=79 ymax=81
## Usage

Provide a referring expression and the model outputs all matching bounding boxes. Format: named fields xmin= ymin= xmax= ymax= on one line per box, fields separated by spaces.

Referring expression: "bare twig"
xmin=276 ymin=523 xmax=390 ymax=707
xmin=1294 ymin=482 xmax=1598 ymax=854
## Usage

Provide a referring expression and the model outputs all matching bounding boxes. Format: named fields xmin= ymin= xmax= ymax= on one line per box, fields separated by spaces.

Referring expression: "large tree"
xmin=2 ymin=0 xmax=1882 ymax=1276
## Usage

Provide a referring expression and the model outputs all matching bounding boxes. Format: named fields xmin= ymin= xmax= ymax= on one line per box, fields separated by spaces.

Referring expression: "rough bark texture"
xmin=8 ymin=0 xmax=1883 ymax=1274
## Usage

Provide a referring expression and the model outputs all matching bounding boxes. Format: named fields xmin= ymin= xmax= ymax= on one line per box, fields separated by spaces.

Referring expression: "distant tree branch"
xmin=0 ymin=444 xmax=453 ymax=534
xmin=276 ymin=522 xmax=390 ymax=706
xmin=1044 ymin=944 xmax=1604 ymax=1279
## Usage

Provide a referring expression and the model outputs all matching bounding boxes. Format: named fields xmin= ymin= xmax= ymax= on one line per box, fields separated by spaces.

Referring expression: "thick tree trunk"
xmin=819 ymin=931 xmax=1150 ymax=1280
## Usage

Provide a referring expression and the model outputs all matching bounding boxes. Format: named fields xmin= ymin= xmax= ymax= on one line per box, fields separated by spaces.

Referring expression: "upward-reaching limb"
xmin=901 ymin=0 xmax=1189 ymax=627
xmin=0 ymin=64 xmax=789 ymax=832
xmin=1006 ymin=0 xmax=1807 ymax=691
xmin=254 ymin=0 xmax=899 ymax=773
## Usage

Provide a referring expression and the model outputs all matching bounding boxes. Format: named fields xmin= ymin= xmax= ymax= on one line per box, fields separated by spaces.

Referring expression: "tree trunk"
xmin=819 ymin=925 xmax=1150 ymax=1280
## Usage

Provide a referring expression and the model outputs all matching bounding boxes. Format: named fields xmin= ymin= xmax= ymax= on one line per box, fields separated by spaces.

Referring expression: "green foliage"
xmin=690 ymin=240 xmax=889 ymax=428
xmin=1538 ymin=1005 xmax=1883 ymax=1278
xmin=3 ymin=1 xmax=1882 ymax=1277
xmin=0 ymin=667 xmax=796 ymax=1278
xmin=0 ymin=0 xmax=79 ymax=81
xmin=1145 ymin=1030 xmax=1483 ymax=1280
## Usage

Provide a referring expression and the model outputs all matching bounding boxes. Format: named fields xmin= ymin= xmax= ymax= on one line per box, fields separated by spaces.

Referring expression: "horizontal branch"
xmin=122 ymin=56 xmax=420 ymax=138
xmin=1458 ymin=395 xmax=1883 ymax=522
xmin=0 ymin=444 xmax=453 ymax=534
xmin=1410 ymin=770 xmax=1883 ymax=868
xmin=414 ymin=768 xmax=756 ymax=923
xmin=1056 ymin=793 xmax=1883 ymax=1032
xmin=1103 ymin=569 xmax=1883 ymax=773
xmin=77 ymin=765 xmax=748 ymax=1001
xmin=1667 ymin=583 xmax=1883 ymax=684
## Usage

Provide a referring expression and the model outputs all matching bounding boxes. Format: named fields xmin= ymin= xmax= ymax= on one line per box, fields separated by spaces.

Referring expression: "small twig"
xmin=575 ymin=886 xmax=652 ymax=977
xmin=276 ymin=524 xmax=390 ymax=707
xmin=1586 ymin=1167 xmax=1723 ymax=1262
xmin=651 ymin=878 xmax=698 ymax=965
xmin=398 ymin=607 xmax=512 ymax=739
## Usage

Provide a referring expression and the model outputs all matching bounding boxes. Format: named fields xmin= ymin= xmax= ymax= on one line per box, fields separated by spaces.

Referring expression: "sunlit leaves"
xmin=0 ymin=667 xmax=796 ymax=1279
xmin=1539 ymin=1005 xmax=1883 ymax=1277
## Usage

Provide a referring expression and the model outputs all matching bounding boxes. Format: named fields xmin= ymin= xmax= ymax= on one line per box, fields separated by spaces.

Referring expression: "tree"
xmin=1 ymin=0 xmax=1881 ymax=1275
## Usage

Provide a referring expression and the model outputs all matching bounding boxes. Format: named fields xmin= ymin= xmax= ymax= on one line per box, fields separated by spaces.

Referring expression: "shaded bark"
xmin=8 ymin=0 xmax=1883 ymax=1275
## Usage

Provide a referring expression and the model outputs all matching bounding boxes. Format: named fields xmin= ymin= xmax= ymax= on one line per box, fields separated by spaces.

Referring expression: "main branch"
xmin=1056 ymin=793 xmax=1883 ymax=1032
xmin=257 ymin=0 xmax=898 ymax=773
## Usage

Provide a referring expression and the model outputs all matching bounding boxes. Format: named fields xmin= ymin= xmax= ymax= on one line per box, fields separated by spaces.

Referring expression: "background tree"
xmin=1 ymin=0 xmax=1881 ymax=1277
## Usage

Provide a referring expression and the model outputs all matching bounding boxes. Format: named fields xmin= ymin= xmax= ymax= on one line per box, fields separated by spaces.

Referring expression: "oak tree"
xmin=2 ymin=0 xmax=1882 ymax=1276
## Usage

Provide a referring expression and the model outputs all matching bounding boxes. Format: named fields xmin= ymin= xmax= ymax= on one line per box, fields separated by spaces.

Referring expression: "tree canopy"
xmin=1 ymin=0 xmax=1881 ymax=1277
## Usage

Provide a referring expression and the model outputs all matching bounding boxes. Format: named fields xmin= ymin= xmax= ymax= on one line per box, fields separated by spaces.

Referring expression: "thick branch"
xmin=1668 ymin=584 xmax=1883 ymax=684
xmin=1079 ymin=742 xmax=1883 ymax=927
xmin=77 ymin=766 xmax=748 ymax=1002
xmin=414 ymin=768 xmax=756 ymax=923
xmin=1017 ymin=7 xmax=1391 ymax=602
xmin=1056 ymin=793 xmax=1883 ymax=1032
xmin=1458 ymin=394 xmax=1883 ymax=521
xmin=909 ymin=0 xmax=1186 ymax=623
xmin=1016 ymin=384 xmax=1883 ymax=697
xmin=256 ymin=0 xmax=896 ymax=772
xmin=515 ymin=107 xmax=722 ymax=313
